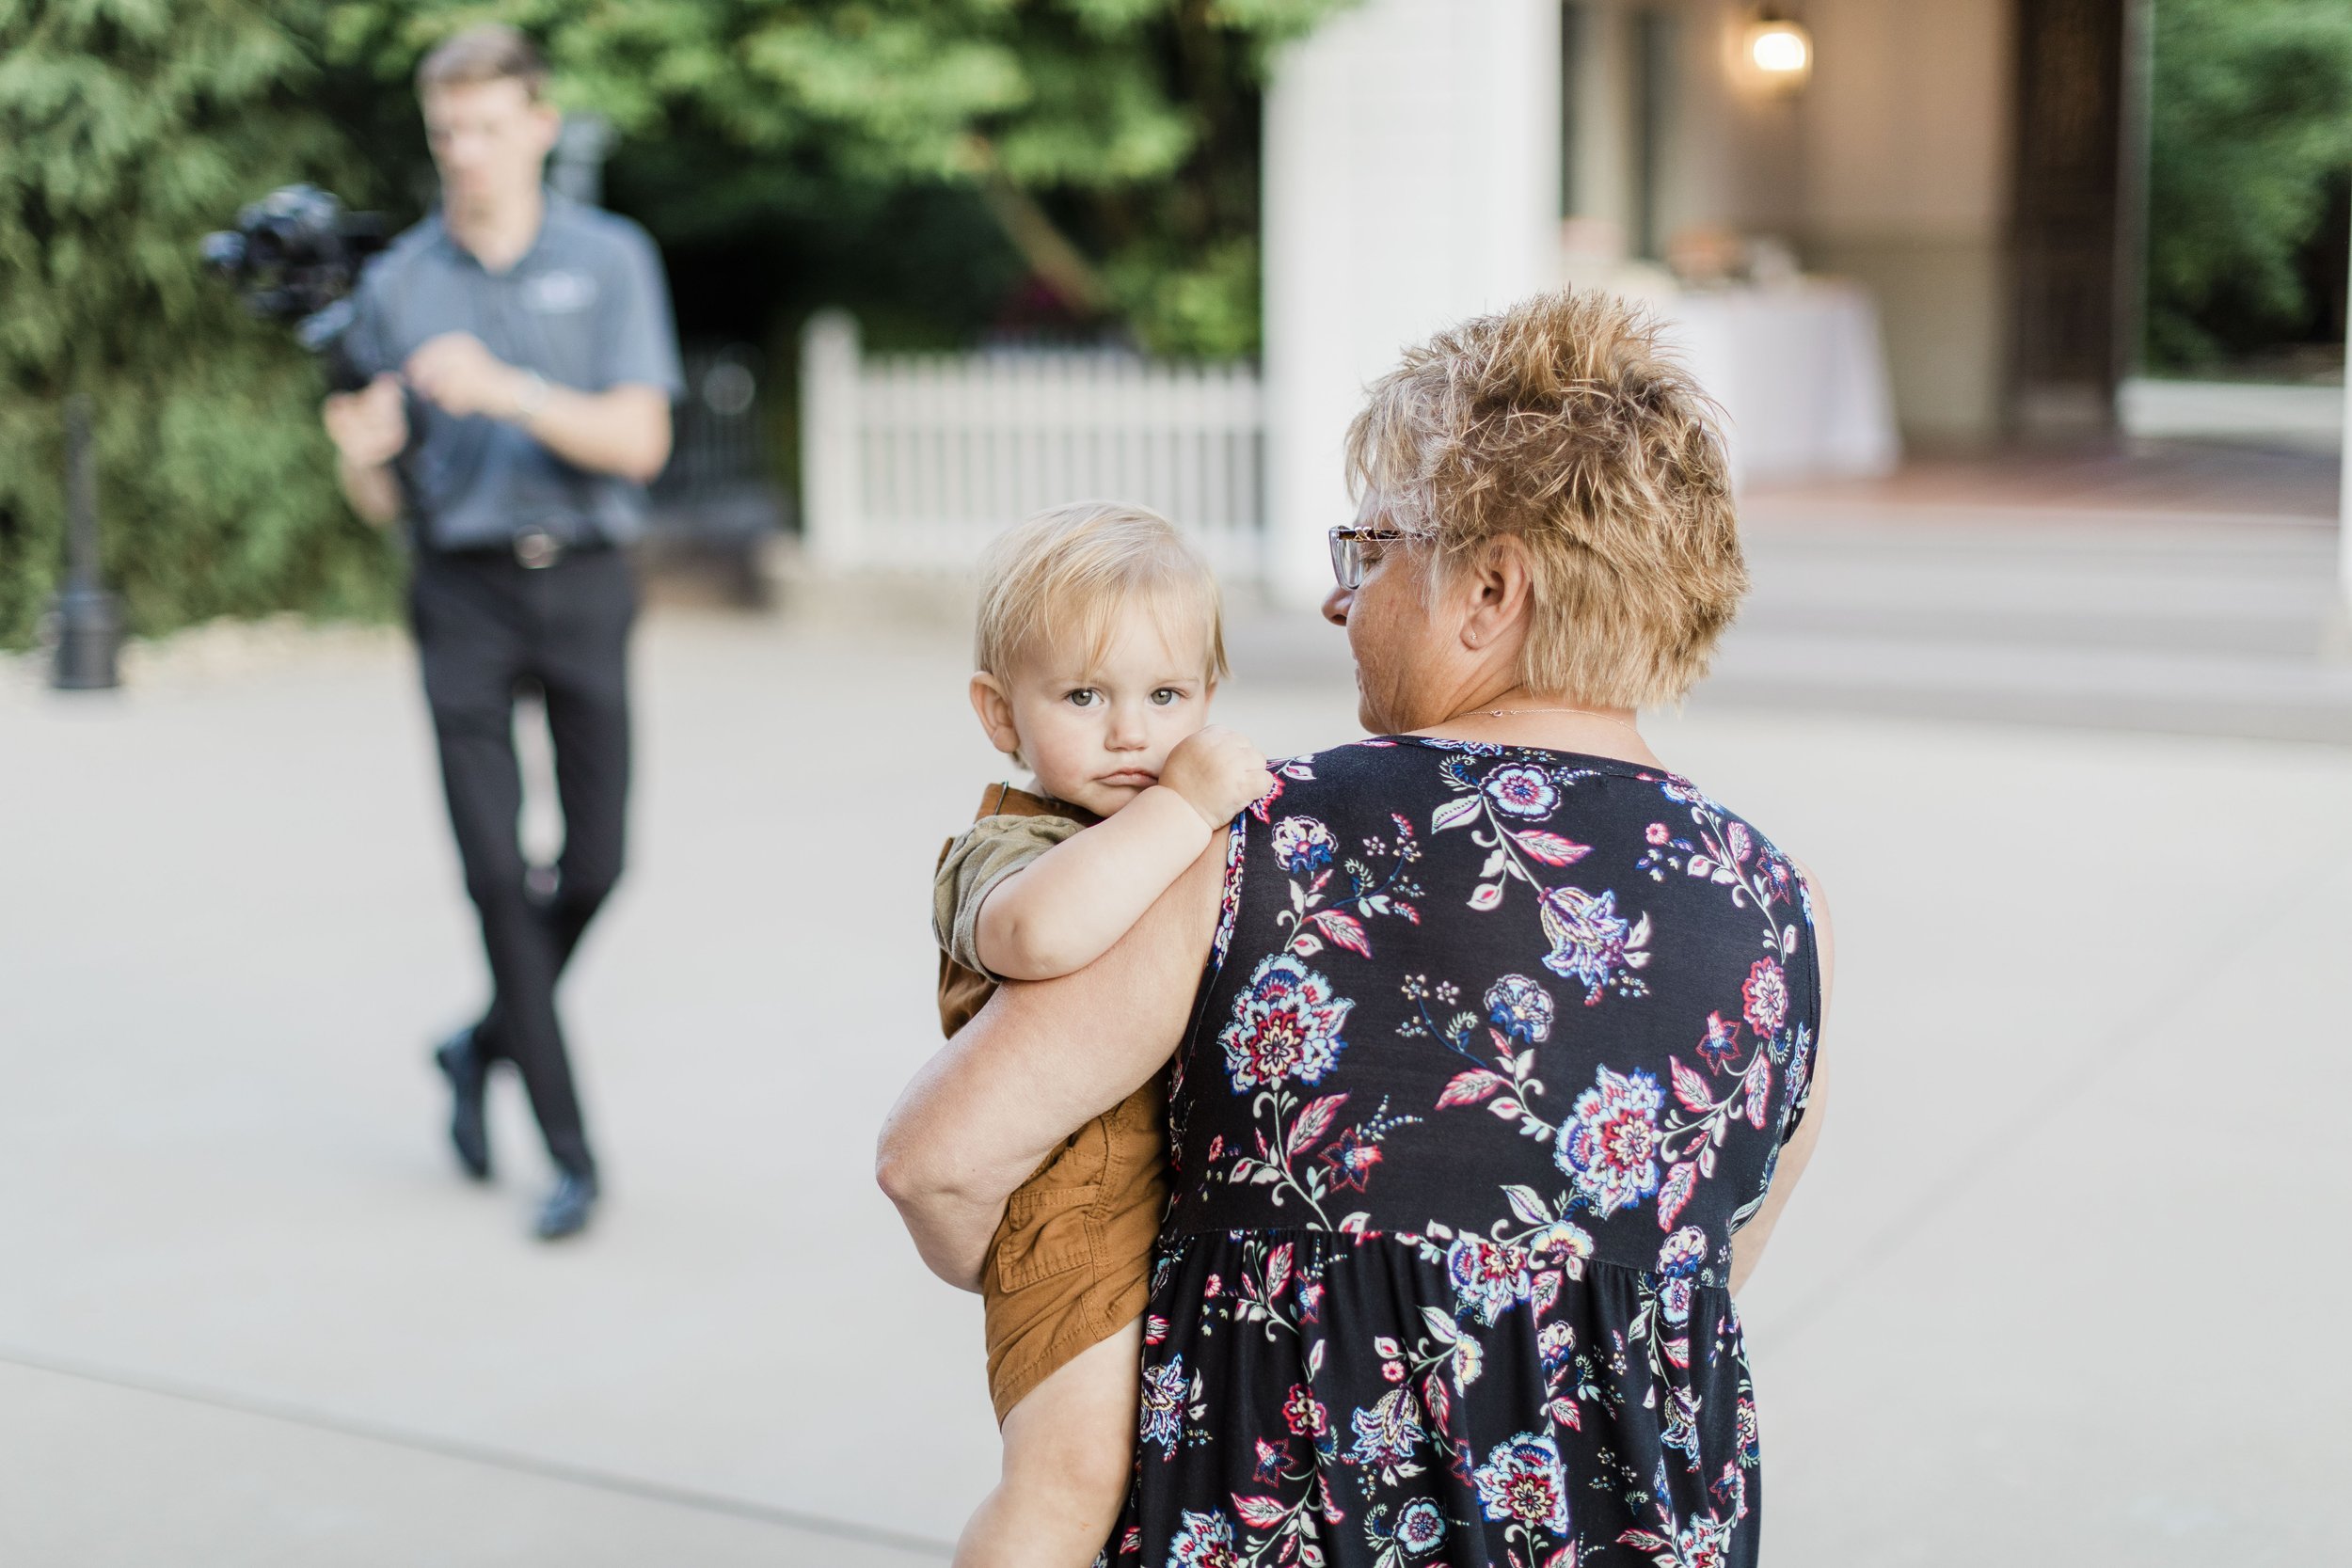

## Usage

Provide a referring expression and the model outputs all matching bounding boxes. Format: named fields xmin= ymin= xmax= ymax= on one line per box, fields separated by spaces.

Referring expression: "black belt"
xmin=431 ymin=528 xmax=614 ymax=570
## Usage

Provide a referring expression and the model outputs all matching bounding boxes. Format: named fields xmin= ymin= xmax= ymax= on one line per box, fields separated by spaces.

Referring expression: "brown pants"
xmin=934 ymin=783 xmax=1168 ymax=1422
xmin=981 ymin=1076 xmax=1168 ymax=1424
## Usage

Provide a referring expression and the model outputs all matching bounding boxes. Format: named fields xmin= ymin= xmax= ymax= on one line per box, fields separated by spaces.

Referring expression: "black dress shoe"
xmin=433 ymin=1027 xmax=492 ymax=1182
xmin=534 ymin=1169 xmax=598 ymax=1242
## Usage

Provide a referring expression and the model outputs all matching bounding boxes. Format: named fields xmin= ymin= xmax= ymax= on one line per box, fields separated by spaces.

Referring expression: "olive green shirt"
xmin=932 ymin=812 xmax=1085 ymax=981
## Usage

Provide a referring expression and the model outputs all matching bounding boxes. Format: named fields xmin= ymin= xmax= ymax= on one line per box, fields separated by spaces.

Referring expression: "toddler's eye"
xmin=1150 ymin=688 xmax=1185 ymax=706
xmin=1065 ymin=688 xmax=1100 ymax=708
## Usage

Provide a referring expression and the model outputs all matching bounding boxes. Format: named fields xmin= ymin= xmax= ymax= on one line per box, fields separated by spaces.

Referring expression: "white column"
xmin=799 ymin=309 xmax=864 ymax=572
xmin=1567 ymin=0 xmax=1636 ymax=260
xmin=2342 ymin=206 xmax=2352 ymax=612
xmin=1263 ymin=0 xmax=1564 ymax=609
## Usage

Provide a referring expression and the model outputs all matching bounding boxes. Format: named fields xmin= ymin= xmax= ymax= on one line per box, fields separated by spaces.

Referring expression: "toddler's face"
xmin=976 ymin=611 xmax=1216 ymax=818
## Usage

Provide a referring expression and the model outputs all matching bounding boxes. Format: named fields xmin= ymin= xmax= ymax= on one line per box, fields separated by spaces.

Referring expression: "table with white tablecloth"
xmin=1654 ymin=279 xmax=1901 ymax=487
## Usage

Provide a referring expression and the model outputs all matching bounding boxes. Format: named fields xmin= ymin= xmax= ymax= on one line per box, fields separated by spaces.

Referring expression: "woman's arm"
xmin=879 ymin=842 xmax=1224 ymax=1291
xmin=1729 ymin=858 xmax=1836 ymax=1294
xmin=1728 ymin=1054 xmax=1827 ymax=1292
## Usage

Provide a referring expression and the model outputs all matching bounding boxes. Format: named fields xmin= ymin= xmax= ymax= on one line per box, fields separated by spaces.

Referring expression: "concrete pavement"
xmin=3 ymin=600 xmax=2347 ymax=1563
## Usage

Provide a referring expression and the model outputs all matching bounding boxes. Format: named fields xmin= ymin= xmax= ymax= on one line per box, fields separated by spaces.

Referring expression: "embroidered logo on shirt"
xmin=524 ymin=270 xmax=598 ymax=312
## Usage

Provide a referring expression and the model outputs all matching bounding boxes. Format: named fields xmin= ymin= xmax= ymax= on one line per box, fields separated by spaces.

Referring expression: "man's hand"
xmin=322 ymin=374 xmax=408 ymax=467
xmin=402 ymin=331 xmax=671 ymax=483
xmin=322 ymin=373 xmax=407 ymax=525
xmin=1160 ymin=726 xmax=1274 ymax=830
xmin=404 ymin=331 xmax=527 ymax=420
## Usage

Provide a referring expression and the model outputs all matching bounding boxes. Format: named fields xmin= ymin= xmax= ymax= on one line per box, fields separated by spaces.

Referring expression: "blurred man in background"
xmin=321 ymin=24 xmax=681 ymax=1241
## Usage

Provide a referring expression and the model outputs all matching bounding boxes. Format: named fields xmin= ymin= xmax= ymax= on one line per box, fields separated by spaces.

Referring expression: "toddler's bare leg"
xmin=954 ymin=1317 xmax=1142 ymax=1568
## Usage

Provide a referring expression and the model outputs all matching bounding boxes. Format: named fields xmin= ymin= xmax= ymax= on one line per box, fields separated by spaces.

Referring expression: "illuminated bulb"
xmin=1750 ymin=24 xmax=1809 ymax=74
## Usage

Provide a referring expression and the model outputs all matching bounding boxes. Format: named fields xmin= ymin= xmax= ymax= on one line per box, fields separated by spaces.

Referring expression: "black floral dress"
xmin=1107 ymin=737 xmax=1820 ymax=1568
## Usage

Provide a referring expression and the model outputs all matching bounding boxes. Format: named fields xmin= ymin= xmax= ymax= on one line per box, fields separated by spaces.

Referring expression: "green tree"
xmin=2147 ymin=0 xmax=2352 ymax=369
xmin=327 ymin=0 xmax=1352 ymax=356
xmin=0 ymin=1 xmax=1348 ymax=647
xmin=0 ymin=0 xmax=399 ymax=648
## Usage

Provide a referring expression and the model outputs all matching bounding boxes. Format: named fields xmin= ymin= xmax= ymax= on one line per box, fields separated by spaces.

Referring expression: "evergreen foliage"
xmin=1 ymin=1 xmax=1345 ymax=646
xmin=0 ymin=0 xmax=401 ymax=648
xmin=2148 ymin=0 xmax=2352 ymax=370
xmin=328 ymin=0 xmax=1350 ymax=358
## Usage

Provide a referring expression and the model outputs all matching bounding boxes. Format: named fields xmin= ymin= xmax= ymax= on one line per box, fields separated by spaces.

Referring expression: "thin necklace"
xmin=1444 ymin=705 xmax=1643 ymax=732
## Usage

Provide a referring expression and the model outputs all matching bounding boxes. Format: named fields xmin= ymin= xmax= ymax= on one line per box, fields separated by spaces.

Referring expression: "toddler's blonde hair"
xmin=974 ymin=502 xmax=1229 ymax=685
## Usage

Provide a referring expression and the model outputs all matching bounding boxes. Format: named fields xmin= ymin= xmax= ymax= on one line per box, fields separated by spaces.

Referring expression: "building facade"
xmin=1263 ymin=0 xmax=2137 ymax=603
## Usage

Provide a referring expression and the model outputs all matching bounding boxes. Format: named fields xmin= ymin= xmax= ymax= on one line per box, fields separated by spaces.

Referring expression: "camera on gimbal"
xmin=202 ymin=184 xmax=389 ymax=389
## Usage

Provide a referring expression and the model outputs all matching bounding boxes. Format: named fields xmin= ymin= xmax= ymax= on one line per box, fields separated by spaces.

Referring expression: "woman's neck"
xmin=1405 ymin=689 xmax=1663 ymax=769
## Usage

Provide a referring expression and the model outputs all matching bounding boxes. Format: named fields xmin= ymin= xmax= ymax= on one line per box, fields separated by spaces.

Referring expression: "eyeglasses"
xmin=1328 ymin=526 xmax=1410 ymax=591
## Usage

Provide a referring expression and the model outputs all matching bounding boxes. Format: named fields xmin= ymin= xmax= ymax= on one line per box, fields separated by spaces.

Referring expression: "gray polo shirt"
xmin=343 ymin=192 xmax=684 ymax=551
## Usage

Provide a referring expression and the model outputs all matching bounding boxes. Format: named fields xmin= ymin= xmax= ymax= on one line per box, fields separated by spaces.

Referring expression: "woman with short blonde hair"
xmin=884 ymin=289 xmax=1833 ymax=1568
xmin=1342 ymin=287 xmax=1750 ymax=710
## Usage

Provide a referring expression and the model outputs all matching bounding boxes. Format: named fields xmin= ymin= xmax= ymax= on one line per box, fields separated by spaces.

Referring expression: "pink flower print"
xmin=1320 ymin=1124 xmax=1384 ymax=1192
xmin=1346 ymin=1388 xmax=1424 ymax=1480
xmin=1272 ymin=815 xmax=1338 ymax=874
xmin=1445 ymin=1234 xmax=1533 ymax=1325
xmin=1696 ymin=1010 xmax=1741 ymax=1071
xmin=1394 ymin=1498 xmax=1448 ymax=1554
xmin=1218 ymin=954 xmax=1355 ymax=1090
xmin=1530 ymin=1221 xmax=1596 ymax=1280
xmin=1676 ymin=1513 xmax=1738 ymax=1568
xmin=1557 ymin=1065 xmax=1664 ymax=1217
xmin=1657 ymin=1227 xmax=1708 ymax=1277
xmin=1471 ymin=1431 xmax=1571 ymax=1533
xmin=1741 ymin=958 xmax=1788 ymax=1037
xmin=1484 ymin=974 xmax=1556 ymax=1044
xmin=1139 ymin=1356 xmax=1187 ymax=1455
xmin=1537 ymin=885 xmax=1634 ymax=997
xmin=1169 ymin=1510 xmax=1244 ymax=1568
xmin=1283 ymin=1384 xmax=1329 ymax=1437
xmin=1483 ymin=763 xmax=1560 ymax=818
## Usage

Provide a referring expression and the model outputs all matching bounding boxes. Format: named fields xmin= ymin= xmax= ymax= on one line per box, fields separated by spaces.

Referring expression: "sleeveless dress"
xmin=1106 ymin=737 xmax=1820 ymax=1568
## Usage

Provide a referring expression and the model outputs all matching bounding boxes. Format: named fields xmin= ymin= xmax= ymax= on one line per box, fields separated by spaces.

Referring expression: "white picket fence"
xmin=798 ymin=310 xmax=1266 ymax=581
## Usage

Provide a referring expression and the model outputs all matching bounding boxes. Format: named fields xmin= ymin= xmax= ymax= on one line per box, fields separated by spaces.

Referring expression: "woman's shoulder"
xmin=1241 ymin=737 xmax=1425 ymax=824
xmin=1254 ymin=738 xmax=1817 ymax=911
xmin=1630 ymin=768 xmax=1812 ymax=887
xmin=1255 ymin=735 xmax=1696 ymax=810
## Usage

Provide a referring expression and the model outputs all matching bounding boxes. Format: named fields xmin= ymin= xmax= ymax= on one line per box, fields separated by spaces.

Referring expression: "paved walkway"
xmin=4 ymin=603 xmax=2346 ymax=1563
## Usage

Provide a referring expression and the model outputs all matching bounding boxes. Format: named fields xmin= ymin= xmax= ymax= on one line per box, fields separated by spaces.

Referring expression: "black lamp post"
xmin=50 ymin=393 xmax=122 ymax=690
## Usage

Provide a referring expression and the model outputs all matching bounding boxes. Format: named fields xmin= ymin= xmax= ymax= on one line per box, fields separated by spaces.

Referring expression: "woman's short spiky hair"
xmin=1345 ymin=289 xmax=1747 ymax=709
xmin=974 ymin=501 xmax=1229 ymax=685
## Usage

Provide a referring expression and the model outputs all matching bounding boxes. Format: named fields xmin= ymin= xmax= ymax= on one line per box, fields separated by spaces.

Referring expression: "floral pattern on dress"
xmin=1220 ymin=954 xmax=1356 ymax=1091
xmin=1112 ymin=737 xmax=1820 ymax=1568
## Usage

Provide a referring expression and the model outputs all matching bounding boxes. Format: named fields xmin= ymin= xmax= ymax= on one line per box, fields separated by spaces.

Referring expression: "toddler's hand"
xmin=1161 ymin=726 xmax=1274 ymax=829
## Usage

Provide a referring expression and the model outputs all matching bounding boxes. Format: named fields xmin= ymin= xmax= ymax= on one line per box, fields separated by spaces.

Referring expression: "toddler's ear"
xmin=969 ymin=673 xmax=1024 ymax=758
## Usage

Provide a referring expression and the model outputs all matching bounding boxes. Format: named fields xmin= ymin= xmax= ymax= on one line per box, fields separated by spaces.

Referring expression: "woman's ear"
xmin=969 ymin=673 xmax=1024 ymax=758
xmin=1458 ymin=533 xmax=1535 ymax=654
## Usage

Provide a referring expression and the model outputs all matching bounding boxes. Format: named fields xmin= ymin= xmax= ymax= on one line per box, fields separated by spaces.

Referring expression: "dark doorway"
xmin=2010 ymin=0 xmax=2131 ymax=436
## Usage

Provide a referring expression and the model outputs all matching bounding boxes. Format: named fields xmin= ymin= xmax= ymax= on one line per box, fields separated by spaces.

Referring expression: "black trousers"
xmin=409 ymin=546 xmax=635 ymax=1178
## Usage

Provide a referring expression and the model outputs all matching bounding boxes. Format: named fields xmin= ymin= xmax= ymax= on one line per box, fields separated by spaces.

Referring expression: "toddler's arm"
xmin=976 ymin=727 xmax=1270 ymax=981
